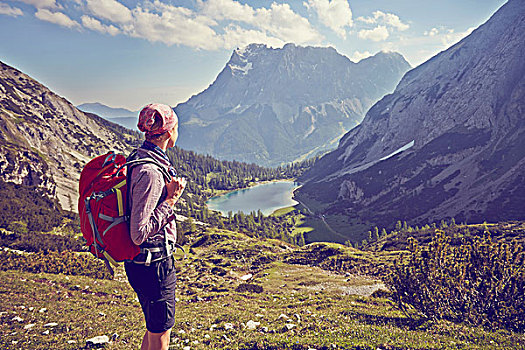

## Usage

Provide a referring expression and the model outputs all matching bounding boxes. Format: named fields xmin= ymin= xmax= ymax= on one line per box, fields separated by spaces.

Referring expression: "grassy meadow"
xmin=1 ymin=227 xmax=524 ymax=349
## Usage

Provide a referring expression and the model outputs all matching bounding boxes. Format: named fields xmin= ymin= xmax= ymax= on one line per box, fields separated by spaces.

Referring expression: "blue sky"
xmin=0 ymin=0 xmax=507 ymax=110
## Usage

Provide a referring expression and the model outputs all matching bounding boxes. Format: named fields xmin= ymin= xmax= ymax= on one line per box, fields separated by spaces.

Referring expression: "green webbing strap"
xmin=102 ymin=251 xmax=119 ymax=267
xmin=175 ymin=243 xmax=187 ymax=259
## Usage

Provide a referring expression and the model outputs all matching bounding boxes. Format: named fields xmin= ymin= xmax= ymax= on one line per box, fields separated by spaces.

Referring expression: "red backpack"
xmin=78 ymin=151 xmax=170 ymax=274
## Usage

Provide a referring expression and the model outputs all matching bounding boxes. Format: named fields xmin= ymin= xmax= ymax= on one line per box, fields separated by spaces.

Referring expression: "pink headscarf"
xmin=138 ymin=103 xmax=178 ymax=136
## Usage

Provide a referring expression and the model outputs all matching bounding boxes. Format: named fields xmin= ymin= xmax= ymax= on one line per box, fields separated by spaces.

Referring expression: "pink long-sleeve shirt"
xmin=128 ymin=148 xmax=177 ymax=246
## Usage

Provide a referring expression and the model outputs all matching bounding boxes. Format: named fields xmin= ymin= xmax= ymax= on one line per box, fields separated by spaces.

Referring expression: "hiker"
xmin=125 ymin=103 xmax=187 ymax=350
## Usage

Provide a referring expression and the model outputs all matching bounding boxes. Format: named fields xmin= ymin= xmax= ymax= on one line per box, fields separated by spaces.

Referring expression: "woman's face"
xmin=167 ymin=124 xmax=179 ymax=148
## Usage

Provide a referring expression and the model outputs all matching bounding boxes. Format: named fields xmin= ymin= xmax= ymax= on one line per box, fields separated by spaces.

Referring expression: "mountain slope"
xmin=297 ymin=0 xmax=525 ymax=240
xmin=0 ymin=62 xmax=137 ymax=211
xmin=175 ymin=44 xmax=410 ymax=166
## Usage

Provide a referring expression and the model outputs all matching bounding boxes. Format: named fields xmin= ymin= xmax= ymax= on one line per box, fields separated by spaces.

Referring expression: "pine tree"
xmin=373 ymin=227 xmax=380 ymax=241
xmin=297 ymin=233 xmax=306 ymax=246
xmin=187 ymin=217 xmax=197 ymax=233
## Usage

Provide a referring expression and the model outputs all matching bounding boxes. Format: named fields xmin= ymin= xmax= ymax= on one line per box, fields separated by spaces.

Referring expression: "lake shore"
xmin=206 ymin=179 xmax=300 ymax=216
xmin=206 ymin=177 xmax=298 ymax=201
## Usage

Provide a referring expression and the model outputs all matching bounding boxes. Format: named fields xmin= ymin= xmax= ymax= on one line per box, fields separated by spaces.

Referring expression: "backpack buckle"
xmin=102 ymin=152 xmax=117 ymax=168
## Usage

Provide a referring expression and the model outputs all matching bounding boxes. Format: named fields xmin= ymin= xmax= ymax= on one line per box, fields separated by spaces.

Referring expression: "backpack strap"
xmin=122 ymin=151 xmax=173 ymax=225
xmin=125 ymin=150 xmax=178 ymax=266
xmin=119 ymin=150 xmax=172 ymax=183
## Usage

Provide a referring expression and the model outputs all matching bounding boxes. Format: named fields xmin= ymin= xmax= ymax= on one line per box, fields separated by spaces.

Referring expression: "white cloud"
xmin=21 ymin=0 xmax=323 ymax=51
xmin=358 ymin=25 xmax=388 ymax=42
xmin=15 ymin=0 xmax=58 ymax=9
xmin=374 ymin=11 xmax=408 ymax=31
xmin=350 ymin=50 xmax=372 ymax=62
xmin=222 ymin=24 xmax=285 ymax=49
xmin=199 ymin=0 xmax=254 ymax=22
xmin=424 ymin=27 xmax=439 ymax=36
xmin=357 ymin=10 xmax=408 ymax=31
xmin=85 ymin=0 xmax=132 ymax=24
xmin=0 ymin=3 xmax=23 ymax=16
xmin=253 ymin=3 xmax=323 ymax=44
xmin=440 ymin=27 xmax=475 ymax=47
xmin=421 ymin=26 xmax=475 ymax=46
xmin=35 ymin=8 xmax=80 ymax=28
xmin=128 ymin=4 xmax=221 ymax=50
xmin=81 ymin=15 xmax=120 ymax=35
xmin=200 ymin=0 xmax=323 ymax=46
xmin=381 ymin=26 xmax=477 ymax=67
xmin=304 ymin=0 xmax=353 ymax=39
xmin=356 ymin=15 xmax=375 ymax=24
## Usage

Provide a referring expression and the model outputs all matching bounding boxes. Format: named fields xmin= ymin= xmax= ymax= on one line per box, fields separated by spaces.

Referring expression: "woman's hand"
xmin=165 ymin=177 xmax=187 ymax=207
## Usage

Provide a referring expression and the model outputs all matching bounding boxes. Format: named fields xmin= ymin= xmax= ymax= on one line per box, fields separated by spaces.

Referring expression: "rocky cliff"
xmin=0 ymin=61 xmax=137 ymax=211
xmin=175 ymin=44 xmax=410 ymax=166
xmin=297 ymin=0 xmax=525 ymax=240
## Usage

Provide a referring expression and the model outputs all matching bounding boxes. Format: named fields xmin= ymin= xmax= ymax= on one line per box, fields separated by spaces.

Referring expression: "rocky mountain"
xmin=0 ymin=62 xmax=137 ymax=211
xmin=296 ymin=0 xmax=525 ymax=241
xmin=175 ymin=44 xmax=410 ymax=166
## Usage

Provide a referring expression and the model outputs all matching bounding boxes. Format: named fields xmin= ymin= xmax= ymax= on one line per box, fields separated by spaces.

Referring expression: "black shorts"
xmin=125 ymin=256 xmax=176 ymax=333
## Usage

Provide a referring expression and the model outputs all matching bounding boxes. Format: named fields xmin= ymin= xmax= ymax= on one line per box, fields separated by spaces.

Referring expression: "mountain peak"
xmin=233 ymin=43 xmax=269 ymax=58
xmin=175 ymin=44 xmax=410 ymax=166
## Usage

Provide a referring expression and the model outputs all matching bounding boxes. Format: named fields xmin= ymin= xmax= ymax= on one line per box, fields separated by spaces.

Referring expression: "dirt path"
xmin=295 ymin=199 xmax=350 ymax=242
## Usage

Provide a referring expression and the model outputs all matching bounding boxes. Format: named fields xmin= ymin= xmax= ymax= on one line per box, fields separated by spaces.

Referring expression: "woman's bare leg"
xmin=147 ymin=329 xmax=171 ymax=350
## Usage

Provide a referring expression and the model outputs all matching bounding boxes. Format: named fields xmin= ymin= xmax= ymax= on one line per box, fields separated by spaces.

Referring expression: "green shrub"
xmin=387 ymin=230 xmax=525 ymax=331
xmin=0 ymin=179 xmax=64 ymax=232
xmin=7 ymin=221 xmax=28 ymax=234
xmin=0 ymin=249 xmax=112 ymax=279
xmin=0 ymin=229 xmax=85 ymax=253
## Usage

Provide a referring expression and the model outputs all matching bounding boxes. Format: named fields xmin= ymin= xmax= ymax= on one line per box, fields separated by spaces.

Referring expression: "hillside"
xmin=0 ymin=62 xmax=139 ymax=210
xmin=175 ymin=44 xmax=410 ymax=166
xmin=1 ymin=223 xmax=523 ymax=349
xmin=296 ymin=0 xmax=525 ymax=242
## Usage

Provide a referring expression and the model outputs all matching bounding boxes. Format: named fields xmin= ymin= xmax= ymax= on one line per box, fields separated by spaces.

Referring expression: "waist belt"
xmin=131 ymin=234 xmax=185 ymax=266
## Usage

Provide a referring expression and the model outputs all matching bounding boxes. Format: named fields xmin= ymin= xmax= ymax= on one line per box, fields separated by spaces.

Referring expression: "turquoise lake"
xmin=206 ymin=180 xmax=299 ymax=216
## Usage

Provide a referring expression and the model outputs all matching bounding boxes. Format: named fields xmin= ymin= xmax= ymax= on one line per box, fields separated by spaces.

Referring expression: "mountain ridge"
xmin=296 ymin=0 xmax=525 ymax=241
xmin=175 ymin=44 xmax=411 ymax=166
xmin=76 ymin=102 xmax=137 ymax=119
xmin=77 ymin=102 xmax=139 ymax=131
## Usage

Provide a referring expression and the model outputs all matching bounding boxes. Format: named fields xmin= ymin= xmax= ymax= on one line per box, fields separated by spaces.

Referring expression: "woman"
xmin=125 ymin=103 xmax=186 ymax=350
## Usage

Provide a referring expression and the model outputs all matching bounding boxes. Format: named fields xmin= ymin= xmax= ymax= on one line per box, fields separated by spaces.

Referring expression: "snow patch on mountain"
xmin=229 ymin=62 xmax=253 ymax=76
